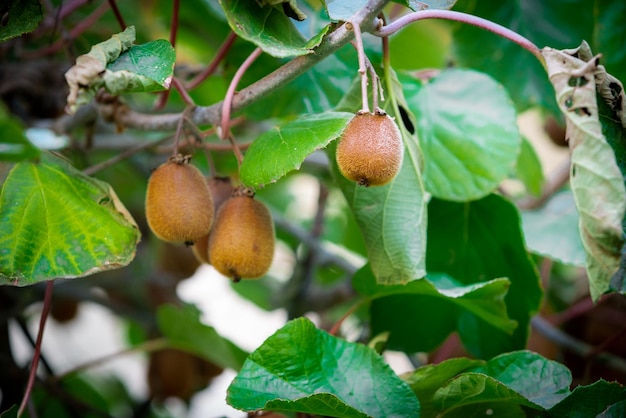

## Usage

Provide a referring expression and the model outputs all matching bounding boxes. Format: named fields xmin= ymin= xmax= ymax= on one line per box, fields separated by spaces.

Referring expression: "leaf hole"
xmin=568 ymin=76 xmax=589 ymax=88
xmin=98 ymin=196 xmax=110 ymax=205
xmin=398 ymin=105 xmax=415 ymax=134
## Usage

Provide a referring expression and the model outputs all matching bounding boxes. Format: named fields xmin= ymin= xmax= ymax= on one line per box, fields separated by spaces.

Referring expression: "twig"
xmin=375 ymin=10 xmax=544 ymax=68
xmin=18 ymin=281 xmax=54 ymax=418
xmin=186 ymin=31 xmax=238 ymax=90
xmin=107 ymin=0 xmax=126 ymax=30
xmin=100 ymin=0 xmax=391 ymax=132
xmin=221 ymin=47 xmax=263 ymax=140
xmin=171 ymin=77 xmax=195 ymax=106
xmin=55 ymin=338 xmax=169 ymax=381
xmin=531 ymin=315 xmax=626 ymax=374
xmin=347 ymin=22 xmax=370 ymax=113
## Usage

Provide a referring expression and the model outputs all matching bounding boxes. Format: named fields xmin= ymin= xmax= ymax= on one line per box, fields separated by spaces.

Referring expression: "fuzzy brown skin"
xmin=145 ymin=158 xmax=214 ymax=244
xmin=336 ymin=112 xmax=404 ymax=186
xmin=192 ymin=177 xmax=234 ymax=264
xmin=208 ymin=193 xmax=275 ymax=281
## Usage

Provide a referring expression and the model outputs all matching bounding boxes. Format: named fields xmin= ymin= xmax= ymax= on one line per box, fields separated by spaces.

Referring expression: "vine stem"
xmin=221 ymin=47 xmax=263 ymax=140
xmin=375 ymin=9 xmax=545 ymax=68
xmin=106 ymin=0 xmax=126 ymax=30
xmin=347 ymin=21 xmax=370 ymax=113
xmin=328 ymin=298 xmax=369 ymax=337
xmin=18 ymin=281 xmax=54 ymax=418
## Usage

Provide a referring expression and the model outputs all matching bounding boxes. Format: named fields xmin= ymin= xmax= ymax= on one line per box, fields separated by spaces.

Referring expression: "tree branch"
xmin=88 ymin=0 xmax=391 ymax=132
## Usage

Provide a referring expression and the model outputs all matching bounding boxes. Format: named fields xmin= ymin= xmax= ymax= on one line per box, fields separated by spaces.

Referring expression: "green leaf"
xmin=0 ymin=405 xmax=17 ymax=418
xmin=219 ymin=0 xmax=316 ymax=58
xmin=515 ymin=136 xmax=544 ymax=197
xmin=156 ymin=304 xmax=248 ymax=371
xmin=547 ymin=380 xmax=626 ymax=418
xmin=433 ymin=373 xmax=542 ymax=414
xmin=427 ymin=195 xmax=542 ymax=358
xmin=0 ymin=106 xmax=40 ymax=162
xmin=470 ymin=350 xmax=571 ymax=409
xmin=104 ymin=39 xmax=176 ymax=94
xmin=227 ymin=317 xmax=420 ymax=417
xmin=521 ymin=190 xmax=586 ymax=266
xmin=451 ymin=0 xmax=595 ymax=113
xmin=543 ymin=43 xmax=626 ymax=301
xmin=64 ymin=26 xmax=175 ymax=113
xmin=403 ymin=357 xmax=484 ymax=418
xmin=406 ymin=68 xmax=520 ymax=201
xmin=0 ymin=0 xmax=42 ymax=42
xmin=65 ymin=26 xmax=136 ymax=113
xmin=331 ymin=71 xmax=427 ymax=285
xmin=355 ymin=267 xmax=516 ymax=353
xmin=0 ymin=152 xmax=140 ymax=286
xmin=240 ymin=112 xmax=353 ymax=189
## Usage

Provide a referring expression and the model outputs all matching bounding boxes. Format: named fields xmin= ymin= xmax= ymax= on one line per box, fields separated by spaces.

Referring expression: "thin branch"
xmin=221 ymin=47 xmax=263 ymax=140
xmin=169 ymin=0 xmax=180 ymax=47
xmin=531 ymin=315 xmax=626 ymax=375
xmin=186 ymin=31 xmax=238 ymax=90
xmin=328 ymin=298 xmax=368 ymax=336
xmin=375 ymin=10 xmax=544 ymax=67
xmin=18 ymin=281 xmax=54 ymax=418
xmin=104 ymin=0 xmax=391 ymax=132
xmin=347 ymin=21 xmax=370 ymax=113
xmin=171 ymin=77 xmax=195 ymax=106
xmin=106 ymin=0 xmax=126 ymax=30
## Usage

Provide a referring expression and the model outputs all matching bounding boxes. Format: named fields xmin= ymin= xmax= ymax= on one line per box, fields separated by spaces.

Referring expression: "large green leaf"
xmin=240 ymin=112 xmax=353 ymax=188
xmin=402 ymin=357 xmax=484 ymax=418
xmin=0 ymin=0 xmax=42 ymax=42
xmin=65 ymin=26 xmax=175 ymax=113
xmin=354 ymin=267 xmax=516 ymax=353
xmin=543 ymin=43 xmax=626 ymax=301
xmin=521 ymin=190 xmax=586 ymax=266
xmin=546 ymin=380 xmax=626 ymax=418
xmin=156 ymin=304 xmax=248 ymax=371
xmin=219 ymin=0 xmax=320 ymax=58
xmin=451 ymin=0 xmax=595 ymax=113
xmin=0 ymin=106 xmax=40 ymax=162
xmin=406 ymin=68 xmax=520 ymax=201
xmin=404 ymin=351 xmax=571 ymax=418
xmin=427 ymin=195 xmax=542 ymax=359
xmin=0 ymin=153 xmax=140 ymax=286
xmin=227 ymin=317 xmax=420 ymax=417
xmin=470 ymin=351 xmax=571 ymax=409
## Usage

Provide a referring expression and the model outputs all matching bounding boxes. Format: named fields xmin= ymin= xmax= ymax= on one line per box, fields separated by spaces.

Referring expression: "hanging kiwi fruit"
xmin=336 ymin=109 xmax=404 ymax=187
xmin=207 ymin=187 xmax=275 ymax=282
xmin=192 ymin=176 xmax=235 ymax=264
xmin=145 ymin=154 xmax=214 ymax=245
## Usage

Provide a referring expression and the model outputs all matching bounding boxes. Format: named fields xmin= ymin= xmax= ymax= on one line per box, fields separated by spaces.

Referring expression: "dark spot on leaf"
xmin=565 ymin=96 xmax=574 ymax=108
xmin=572 ymin=165 xmax=576 ymax=177
xmin=398 ymin=105 xmax=415 ymax=134
xmin=98 ymin=196 xmax=110 ymax=205
xmin=574 ymin=107 xmax=592 ymax=117
xmin=185 ymin=240 xmax=194 ymax=247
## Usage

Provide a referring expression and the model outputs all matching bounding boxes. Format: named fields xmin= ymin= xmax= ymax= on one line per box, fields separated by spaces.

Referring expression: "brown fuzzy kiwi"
xmin=145 ymin=155 xmax=214 ymax=244
xmin=192 ymin=177 xmax=234 ymax=264
xmin=336 ymin=110 xmax=404 ymax=186
xmin=207 ymin=187 xmax=275 ymax=282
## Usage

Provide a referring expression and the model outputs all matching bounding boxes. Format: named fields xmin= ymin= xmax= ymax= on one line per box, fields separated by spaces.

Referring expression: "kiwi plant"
xmin=207 ymin=187 xmax=275 ymax=282
xmin=336 ymin=109 xmax=404 ymax=187
xmin=145 ymin=154 xmax=214 ymax=245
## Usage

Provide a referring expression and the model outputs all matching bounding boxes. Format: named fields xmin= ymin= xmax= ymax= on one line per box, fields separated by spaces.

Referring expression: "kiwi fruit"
xmin=145 ymin=155 xmax=214 ymax=244
xmin=207 ymin=187 xmax=275 ymax=282
xmin=192 ymin=177 xmax=234 ymax=264
xmin=336 ymin=110 xmax=404 ymax=186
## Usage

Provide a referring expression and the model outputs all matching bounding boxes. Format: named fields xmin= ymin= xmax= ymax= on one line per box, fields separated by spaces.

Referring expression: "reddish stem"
xmin=221 ymin=47 xmax=263 ymax=140
xmin=23 ymin=1 xmax=109 ymax=58
xmin=328 ymin=299 xmax=366 ymax=337
xmin=171 ymin=77 xmax=195 ymax=106
xmin=18 ymin=281 xmax=54 ymax=418
xmin=186 ymin=31 xmax=238 ymax=90
xmin=375 ymin=10 xmax=544 ymax=66
xmin=169 ymin=0 xmax=180 ymax=47
xmin=107 ymin=0 xmax=126 ymax=30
